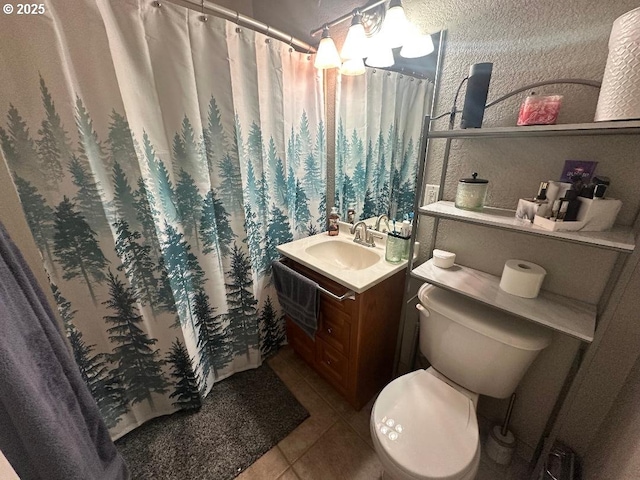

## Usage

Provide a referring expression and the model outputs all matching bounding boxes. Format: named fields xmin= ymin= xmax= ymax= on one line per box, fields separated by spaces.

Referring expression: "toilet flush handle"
xmin=415 ymin=303 xmax=430 ymax=316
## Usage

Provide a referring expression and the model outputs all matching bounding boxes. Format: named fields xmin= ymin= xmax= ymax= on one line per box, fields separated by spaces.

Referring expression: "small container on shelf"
xmin=517 ymin=93 xmax=563 ymax=126
xmin=455 ymin=172 xmax=489 ymax=211
xmin=432 ymin=249 xmax=456 ymax=268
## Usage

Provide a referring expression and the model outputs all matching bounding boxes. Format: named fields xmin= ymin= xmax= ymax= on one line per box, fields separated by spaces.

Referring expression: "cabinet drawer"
xmin=319 ymin=289 xmax=353 ymax=315
xmin=285 ymin=317 xmax=315 ymax=366
xmin=316 ymin=339 xmax=349 ymax=390
xmin=317 ymin=301 xmax=351 ymax=355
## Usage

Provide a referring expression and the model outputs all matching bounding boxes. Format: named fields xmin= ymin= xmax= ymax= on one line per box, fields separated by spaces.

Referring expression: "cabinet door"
xmin=316 ymin=338 xmax=349 ymax=391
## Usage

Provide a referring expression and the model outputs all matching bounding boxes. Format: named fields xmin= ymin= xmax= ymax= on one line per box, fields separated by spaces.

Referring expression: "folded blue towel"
xmin=0 ymin=222 xmax=129 ymax=480
xmin=272 ymin=261 xmax=319 ymax=339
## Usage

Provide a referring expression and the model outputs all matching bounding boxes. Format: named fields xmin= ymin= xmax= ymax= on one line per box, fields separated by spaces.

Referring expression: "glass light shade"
xmin=314 ymin=36 xmax=341 ymax=69
xmin=380 ymin=3 xmax=408 ymax=49
xmin=365 ymin=48 xmax=394 ymax=68
xmin=341 ymin=22 xmax=368 ymax=60
xmin=400 ymin=26 xmax=435 ymax=58
xmin=340 ymin=58 xmax=366 ymax=76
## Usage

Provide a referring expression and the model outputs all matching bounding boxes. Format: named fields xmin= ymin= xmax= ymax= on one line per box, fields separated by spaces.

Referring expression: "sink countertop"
xmin=276 ymin=225 xmax=410 ymax=294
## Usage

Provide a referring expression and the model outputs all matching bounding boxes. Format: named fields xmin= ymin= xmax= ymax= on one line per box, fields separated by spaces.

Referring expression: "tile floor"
xmin=236 ymin=346 xmax=533 ymax=480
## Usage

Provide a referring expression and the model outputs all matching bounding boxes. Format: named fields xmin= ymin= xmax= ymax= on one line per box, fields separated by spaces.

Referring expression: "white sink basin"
xmin=305 ymin=241 xmax=380 ymax=271
xmin=276 ymin=228 xmax=412 ymax=293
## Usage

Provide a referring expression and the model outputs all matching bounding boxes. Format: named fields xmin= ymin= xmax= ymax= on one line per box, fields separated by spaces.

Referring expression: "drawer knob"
xmin=327 ymin=327 xmax=333 ymax=334
xmin=326 ymin=359 xmax=332 ymax=366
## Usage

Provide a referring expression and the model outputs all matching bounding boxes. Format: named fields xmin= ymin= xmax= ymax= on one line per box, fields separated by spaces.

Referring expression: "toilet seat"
xmin=371 ymin=370 xmax=480 ymax=480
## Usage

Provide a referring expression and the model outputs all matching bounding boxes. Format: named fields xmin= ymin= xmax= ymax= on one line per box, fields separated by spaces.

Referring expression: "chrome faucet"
xmin=350 ymin=221 xmax=376 ymax=247
xmin=375 ymin=214 xmax=390 ymax=232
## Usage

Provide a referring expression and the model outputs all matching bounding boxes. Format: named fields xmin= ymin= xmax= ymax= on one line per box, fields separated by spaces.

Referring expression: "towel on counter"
xmin=0 ymin=223 xmax=129 ymax=480
xmin=272 ymin=261 xmax=319 ymax=339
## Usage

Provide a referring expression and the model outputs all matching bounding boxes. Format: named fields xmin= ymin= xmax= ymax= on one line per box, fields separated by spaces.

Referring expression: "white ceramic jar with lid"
xmin=455 ymin=172 xmax=489 ymax=211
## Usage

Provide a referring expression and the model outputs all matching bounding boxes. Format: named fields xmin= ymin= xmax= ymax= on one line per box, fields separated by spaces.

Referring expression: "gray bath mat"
xmin=116 ymin=362 xmax=309 ymax=479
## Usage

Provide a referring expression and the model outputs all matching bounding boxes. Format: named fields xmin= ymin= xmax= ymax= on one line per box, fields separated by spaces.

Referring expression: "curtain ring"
xmin=289 ymin=35 xmax=294 ymax=53
xmin=235 ymin=12 xmax=241 ymax=33
xmin=265 ymin=25 xmax=271 ymax=44
xmin=199 ymin=0 xmax=207 ymax=22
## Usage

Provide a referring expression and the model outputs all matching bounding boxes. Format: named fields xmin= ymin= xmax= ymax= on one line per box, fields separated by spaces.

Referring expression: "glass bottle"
xmin=328 ymin=207 xmax=340 ymax=236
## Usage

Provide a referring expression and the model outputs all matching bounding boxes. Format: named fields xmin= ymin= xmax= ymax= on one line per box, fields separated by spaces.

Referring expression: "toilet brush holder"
xmin=486 ymin=425 xmax=516 ymax=465
xmin=486 ymin=392 xmax=517 ymax=465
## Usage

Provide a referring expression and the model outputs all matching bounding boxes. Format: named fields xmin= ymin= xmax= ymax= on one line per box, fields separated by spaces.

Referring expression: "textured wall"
xmin=582 ymin=262 xmax=640 ymax=478
xmin=585 ymin=345 xmax=640 ymax=479
xmin=403 ymin=0 xmax=640 ymax=461
xmin=250 ymin=0 xmax=640 ymax=463
xmin=558 ymin=247 xmax=640 ymax=459
xmin=408 ymin=0 xmax=640 ymax=297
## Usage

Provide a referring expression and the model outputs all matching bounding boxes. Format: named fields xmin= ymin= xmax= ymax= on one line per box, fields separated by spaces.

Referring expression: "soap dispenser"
xmin=328 ymin=207 xmax=340 ymax=236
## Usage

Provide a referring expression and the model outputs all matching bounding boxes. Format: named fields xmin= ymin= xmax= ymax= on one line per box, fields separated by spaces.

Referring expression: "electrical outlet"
xmin=424 ymin=185 xmax=440 ymax=205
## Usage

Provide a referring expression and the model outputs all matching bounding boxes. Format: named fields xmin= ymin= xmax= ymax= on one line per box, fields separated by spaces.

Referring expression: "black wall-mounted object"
xmin=460 ymin=62 xmax=493 ymax=129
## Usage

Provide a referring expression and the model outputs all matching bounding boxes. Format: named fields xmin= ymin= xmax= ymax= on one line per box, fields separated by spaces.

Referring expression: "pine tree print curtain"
xmin=335 ymin=69 xmax=432 ymax=222
xmin=0 ymin=0 xmax=325 ymax=439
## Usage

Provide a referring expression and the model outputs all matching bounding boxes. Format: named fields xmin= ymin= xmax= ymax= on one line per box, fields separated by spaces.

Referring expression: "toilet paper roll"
xmin=499 ymin=260 xmax=547 ymax=299
xmin=595 ymin=7 xmax=640 ymax=121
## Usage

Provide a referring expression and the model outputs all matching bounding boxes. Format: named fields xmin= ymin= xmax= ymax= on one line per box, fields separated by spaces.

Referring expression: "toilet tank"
xmin=417 ymin=284 xmax=553 ymax=399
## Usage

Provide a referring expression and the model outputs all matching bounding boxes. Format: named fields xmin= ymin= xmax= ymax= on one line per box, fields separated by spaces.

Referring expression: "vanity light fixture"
xmin=311 ymin=0 xmax=435 ymax=74
xmin=379 ymin=0 xmax=409 ymax=49
xmin=313 ymin=25 xmax=341 ymax=69
xmin=341 ymin=11 xmax=369 ymax=60
xmin=400 ymin=24 xmax=435 ymax=58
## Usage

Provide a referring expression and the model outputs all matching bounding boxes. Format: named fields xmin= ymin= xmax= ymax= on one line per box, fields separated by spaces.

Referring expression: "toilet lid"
xmin=372 ymin=370 xmax=479 ymax=480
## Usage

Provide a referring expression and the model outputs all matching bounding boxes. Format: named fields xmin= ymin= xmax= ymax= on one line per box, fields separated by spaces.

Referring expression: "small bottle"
xmin=347 ymin=205 xmax=356 ymax=224
xmin=534 ymin=181 xmax=551 ymax=218
xmin=535 ymin=181 xmax=548 ymax=202
xmin=328 ymin=207 xmax=340 ymax=236
xmin=401 ymin=220 xmax=412 ymax=237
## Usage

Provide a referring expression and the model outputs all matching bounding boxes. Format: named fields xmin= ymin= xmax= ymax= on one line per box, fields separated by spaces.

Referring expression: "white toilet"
xmin=371 ymin=283 xmax=553 ymax=480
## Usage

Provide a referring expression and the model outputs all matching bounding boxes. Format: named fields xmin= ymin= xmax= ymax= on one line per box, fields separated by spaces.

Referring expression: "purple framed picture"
xmin=560 ymin=160 xmax=598 ymax=183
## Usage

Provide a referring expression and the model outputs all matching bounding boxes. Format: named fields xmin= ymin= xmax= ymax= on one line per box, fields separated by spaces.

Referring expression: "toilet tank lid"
xmin=418 ymin=284 xmax=553 ymax=351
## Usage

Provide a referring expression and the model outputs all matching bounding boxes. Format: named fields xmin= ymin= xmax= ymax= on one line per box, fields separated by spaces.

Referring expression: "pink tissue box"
xmin=517 ymin=95 xmax=563 ymax=126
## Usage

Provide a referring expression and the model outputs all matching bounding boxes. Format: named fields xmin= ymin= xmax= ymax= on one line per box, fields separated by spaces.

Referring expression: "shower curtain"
xmin=335 ymin=69 xmax=431 ymax=222
xmin=0 ymin=0 xmax=325 ymax=439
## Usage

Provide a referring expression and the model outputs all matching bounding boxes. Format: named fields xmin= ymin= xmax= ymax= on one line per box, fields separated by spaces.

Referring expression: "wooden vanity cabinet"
xmin=283 ymin=258 xmax=405 ymax=410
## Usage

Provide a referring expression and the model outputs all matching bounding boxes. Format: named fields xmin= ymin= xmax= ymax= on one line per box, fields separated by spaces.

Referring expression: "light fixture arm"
xmin=310 ymin=0 xmax=388 ymax=37
xmin=351 ymin=10 xmax=363 ymax=25
xmin=432 ymin=78 xmax=602 ymax=124
xmin=485 ymin=78 xmax=602 ymax=109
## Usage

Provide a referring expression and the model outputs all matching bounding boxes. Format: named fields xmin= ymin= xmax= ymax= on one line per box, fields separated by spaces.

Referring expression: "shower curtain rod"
xmin=162 ymin=0 xmax=316 ymax=53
